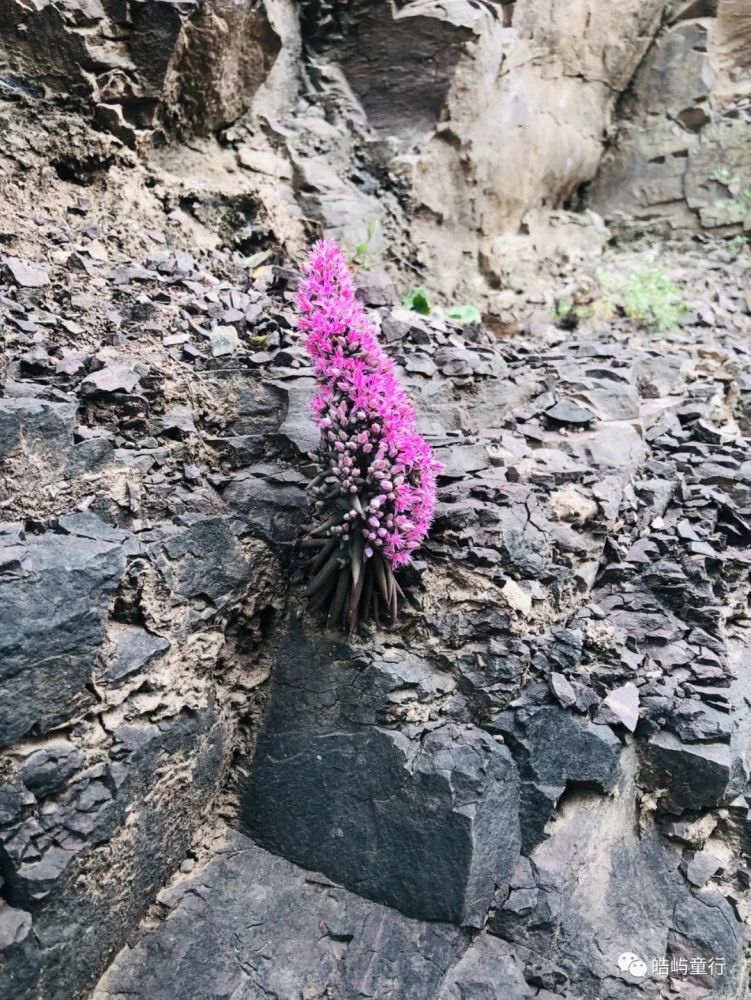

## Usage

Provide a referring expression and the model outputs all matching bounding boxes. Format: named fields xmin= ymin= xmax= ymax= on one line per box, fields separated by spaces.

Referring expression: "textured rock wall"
xmin=3 ymin=0 xmax=733 ymax=310
xmin=1 ymin=135 xmax=750 ymax=994
xmin=275 ymin=0 xmax=668 ymax=299
xmin=0 ymin=0 xmax=283 ymax=141
xmin=0 ymin=506 xmax=283 ymax=997
xmin=0 ymin=188 xmax=288 ymax=993
xmin=2 ymin=3 xmax=751 ymax=999
xmin=588 ymin=1 xmax=751 ymax=230
xmin=3 ymin=0 xmax=749 ymax=303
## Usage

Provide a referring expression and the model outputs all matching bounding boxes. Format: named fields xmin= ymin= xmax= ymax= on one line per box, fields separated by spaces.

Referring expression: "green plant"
xmin=554 ymin=298 xmax=584 ymax=328
xmin=558 ymin=269 xmax=688 ymax=333
xmin=349 ymin=220 xmax=381 ymax=269
xmin=712 ymin=168 xmax=751 ymax=223
xmin=402 ymin=286 xmax=432 ymax=315
xmin=447 ymin=303 xmax=482 ymax=325
xmin=588 ymin=297 xmax=617 ymax=323
xmin=727 ymin=234 xmax=749 ymax=258
xmin=552 ymin=297 xmax=597 ymax=329
xmin=621 ymin=269 xmax=688 ymax=333
xmin=554 ymin=298 xmax=574 ymax=321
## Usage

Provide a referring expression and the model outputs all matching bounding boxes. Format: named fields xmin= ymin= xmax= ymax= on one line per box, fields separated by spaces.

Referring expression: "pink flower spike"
xmin=297 ymin=239 xmax=442 ymax=595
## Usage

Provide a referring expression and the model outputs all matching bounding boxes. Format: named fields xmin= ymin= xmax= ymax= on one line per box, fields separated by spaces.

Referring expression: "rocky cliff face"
xmin=4 ymin=0 xmax=749 ymax=305
xmin=1 ymin=3 xmax=750 ymax=1000
xmin=589 ymin=1 xmax=751 ymax=230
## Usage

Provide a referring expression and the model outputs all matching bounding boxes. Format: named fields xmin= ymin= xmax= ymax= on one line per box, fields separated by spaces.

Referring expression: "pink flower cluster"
xmin=298 ymin=240 xmax=441 ymax=568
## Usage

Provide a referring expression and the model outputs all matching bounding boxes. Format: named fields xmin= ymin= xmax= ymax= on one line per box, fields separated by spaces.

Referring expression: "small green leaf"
xmin=447 ymin=304 xmax=482 ymax=325
xmin=402 ymin=286 xmax=432 ymax=315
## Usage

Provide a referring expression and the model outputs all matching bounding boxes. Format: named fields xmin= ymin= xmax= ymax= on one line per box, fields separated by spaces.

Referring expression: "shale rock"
xmin=0 ymin=705 xmax=229 ymax=1000
xmin=489 ymin=755 xmax=746 ymax=1000
xmin=641 ymin=732 xmax=748 ymax=811
xmin=1 ymin=31 xmax=751 ymax=996
xmin=0 ymin=531 xmax=126 ymax=748
xmin=94 ymin=831 xmax=530 ymax=1000
xmin=240 ymin=618 xmax=521 ymax=925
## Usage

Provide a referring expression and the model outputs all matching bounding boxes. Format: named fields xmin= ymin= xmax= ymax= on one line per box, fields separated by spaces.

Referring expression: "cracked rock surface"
xmin=1 ymin=159 xmax=750 ymax=992
xmin=93 ymin=829 xmax=529 ymax=1000
xmin=240 ymin=617 xmax=522 ymax=925
xmin=1 ymin=4 xmax=751 ymax=999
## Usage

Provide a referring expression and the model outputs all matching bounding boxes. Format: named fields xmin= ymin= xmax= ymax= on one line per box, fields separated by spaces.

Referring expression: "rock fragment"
xmin=549 ymin=672 xmax=576 ymax=709
xmin=1 ymin=257 xmax=49 ymax=287
xmin=600 ymin=682 xmax=640 ymax=732
xmin=685 ymin=850 xmax=722 ymax=887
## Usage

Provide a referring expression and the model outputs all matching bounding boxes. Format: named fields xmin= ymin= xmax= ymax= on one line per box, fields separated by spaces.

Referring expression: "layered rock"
xmin=1 ymin=14 xmax=751 ymax=997
xmin=490 ymin=753 xmax=746 ymax=1000
xmin=1 ymin=201 xmax=750 ymax=994
xmin=0 ymin=0 xmax=283 ymax=141
xmin=589 ymin=2 xmax=751 ymax=230
xmin=3 ymin=0 xmax=750 ymax=310
xmin=0 ymin=243 xmax=287 ymax=997
xmin=0 ymin=528 xmax=126 ymax=748
xmin=10 ymin=0 xmax=749 ymax=309
xmin=240 ymin=619 xmax=521 ymax=925
xmin=0 ymin=507 xmax=282 ymax=999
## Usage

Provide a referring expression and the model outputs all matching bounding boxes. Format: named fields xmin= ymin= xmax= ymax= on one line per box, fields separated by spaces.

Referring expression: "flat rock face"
xmin=0 ymin=397 xmax=76 ymax=492
xmin=489 ymin=756 xmax=747 ymax=1000
xmin=93 ymin=831 xmax=531 ymax=1000
xmin=0 ymin=531 xmax=126 ymax=748
xmin=94 ymin=815 xmax=747 ymax=1000
xmin=239 ymin=618 xmax=521 ymax=925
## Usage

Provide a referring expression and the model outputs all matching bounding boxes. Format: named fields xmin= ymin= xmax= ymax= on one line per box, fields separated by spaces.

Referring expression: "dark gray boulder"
xmin=239 ymin=617 xmax=521 ymax=925
xmin=0 ymin=398 xmax=76 ymax=498
xmin=0 ymin=533 xmax=126 ymax=749
xmin=152 ymin=514 xmax=256 ymax=611
xmin=0 ymin=398 xmax=75 ymax=461
xmin=223 ymin=463 xmax=308 ymax=542
xmin=640 ymin=732 xmax=748 ymax=811
xmin=94 ymin=832 xmax=471 ymax=1000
